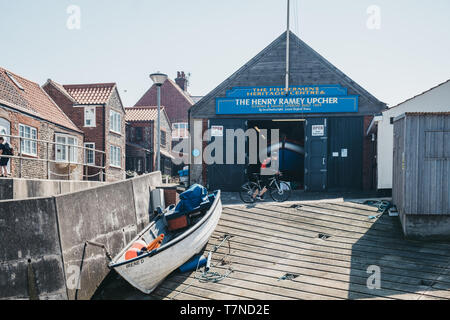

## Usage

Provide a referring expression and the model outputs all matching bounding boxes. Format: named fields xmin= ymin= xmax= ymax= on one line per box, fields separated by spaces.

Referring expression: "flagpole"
xmin=285 ymin=0 xmax=290 ymax=94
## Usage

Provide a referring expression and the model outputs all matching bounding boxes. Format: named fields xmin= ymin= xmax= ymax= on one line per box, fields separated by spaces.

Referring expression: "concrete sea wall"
xmin=0 ymin=172 xmax=162 ymax=300
xmin=0 ymin=178 xmax=104 ymax=200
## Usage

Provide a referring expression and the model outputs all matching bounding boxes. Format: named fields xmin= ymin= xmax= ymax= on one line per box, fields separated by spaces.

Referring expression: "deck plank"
xmin=149 ymin=201 xmax=450 ymax=300
xmin=222 ymin=207 xmax=450 ymax=266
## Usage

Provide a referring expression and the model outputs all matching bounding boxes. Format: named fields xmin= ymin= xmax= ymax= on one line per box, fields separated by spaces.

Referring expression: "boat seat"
xmin=165 ymin=191 xmax=217 ymax=231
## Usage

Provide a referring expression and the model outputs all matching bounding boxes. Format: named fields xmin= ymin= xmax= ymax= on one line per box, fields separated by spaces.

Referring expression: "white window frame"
xmin=84 ymin=142 xmax=95 ymax=165
xmin=110 ymin=110 xmax=121 ymax=134
xmin=19 ymin=124 xmax=37 ymax=156
xmin=84 ymin=107 xmax=96 ymax=127
xmin=172 ymin=122 xmax=188 ymax=139
xmin=110 ymin=145 xmax=121 ymax=168
xmin=55 ymin=133 xmax=78 ymax=163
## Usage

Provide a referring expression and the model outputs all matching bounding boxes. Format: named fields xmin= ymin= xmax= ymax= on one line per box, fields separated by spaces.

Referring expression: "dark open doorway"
xmin=247 ymin=119 xmax=305 ymax=190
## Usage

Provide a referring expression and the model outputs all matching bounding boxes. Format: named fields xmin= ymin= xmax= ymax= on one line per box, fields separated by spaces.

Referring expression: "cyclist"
xmin=252 ymin=152 xmax=280 ymax=201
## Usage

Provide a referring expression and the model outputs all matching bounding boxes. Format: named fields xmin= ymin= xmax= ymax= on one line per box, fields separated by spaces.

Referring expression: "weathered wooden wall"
xmin=394 ymin=113 xmax=450 ymax=215
xmin=393 ymin=113 xmax=450 ymax=239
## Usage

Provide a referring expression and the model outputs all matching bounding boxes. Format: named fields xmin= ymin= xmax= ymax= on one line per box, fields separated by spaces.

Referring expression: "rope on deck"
xmin=169 ymin=234 xmax=234 ymax=300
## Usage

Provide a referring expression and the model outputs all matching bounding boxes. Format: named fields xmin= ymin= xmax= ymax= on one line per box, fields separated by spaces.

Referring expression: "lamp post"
xmin=150 ymin=72 xmax=168 ymax=172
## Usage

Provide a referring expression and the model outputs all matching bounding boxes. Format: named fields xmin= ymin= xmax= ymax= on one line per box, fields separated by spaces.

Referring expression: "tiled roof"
xmin=45 ymin=79 xmax=75 ymax=103
xmin=134 ymin=78 xmax=194 ymax=123
xmin=0 ymin=67 xmax=82 ymax=133
xmin=62 ymin=83 xmax=116 ymax=105
xmin=125 ymin=106 xmax=167 ymax=122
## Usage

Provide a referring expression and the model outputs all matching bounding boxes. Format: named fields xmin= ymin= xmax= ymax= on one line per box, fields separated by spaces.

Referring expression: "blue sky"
xmin=1 ymin=0 xmax=449 ymax=107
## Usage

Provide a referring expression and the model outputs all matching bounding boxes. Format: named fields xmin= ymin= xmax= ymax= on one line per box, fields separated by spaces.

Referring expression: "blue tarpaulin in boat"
xmin=175 ymin=184 xmax=209 ymax=214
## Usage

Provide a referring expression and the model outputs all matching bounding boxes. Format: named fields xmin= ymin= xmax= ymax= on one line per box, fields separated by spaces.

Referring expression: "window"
xmin=110 ymin=110 xmax=121 ymax=134
xmin=19 ymin=124 xmax=37 ymax=156
xmin=55 ymin=134 xmax=78 ymax=163
xmin=161 ymin=130 xmax=167 ymax=148
xmin=172 ymin=123 xmax=188 ymax=139
xmin=84 ymin=107 xmax=96 ymax=127
xmin=84 ymin=142 xmax=95 ymax=165
xmin=110 ymin=145 xmax=121 ymax=168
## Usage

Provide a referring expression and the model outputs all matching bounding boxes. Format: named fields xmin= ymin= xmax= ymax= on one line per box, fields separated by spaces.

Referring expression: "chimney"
xmin=175 ymin=71 xmax=188 ymax=91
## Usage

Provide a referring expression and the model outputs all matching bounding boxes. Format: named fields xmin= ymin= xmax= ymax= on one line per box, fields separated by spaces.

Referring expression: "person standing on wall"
xmin=0 ymin=137 xmax=12 ymax=177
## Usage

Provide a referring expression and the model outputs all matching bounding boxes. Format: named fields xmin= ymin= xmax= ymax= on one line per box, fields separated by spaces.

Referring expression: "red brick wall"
xmin=45 ymin=83 xmax=129 ymax=181
xmin=44 ymin=83 xmax=106 ymax=171
xmin=134 ymin=80 xmax=193 ymax=124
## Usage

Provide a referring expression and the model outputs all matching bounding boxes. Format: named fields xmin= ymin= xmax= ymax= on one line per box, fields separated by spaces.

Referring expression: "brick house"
xmin=0 ymin=67 xmax=84 ymax=180
xmin=134 ymin=71 xmax=200 ymax=173
xmin=125 ymin=106 xmax=173 ymax=176
xmin=43 ymin=80 xmax=126 ymax=181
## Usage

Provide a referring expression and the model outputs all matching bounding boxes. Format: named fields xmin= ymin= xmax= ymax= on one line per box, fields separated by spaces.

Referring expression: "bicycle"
xmin=239 ymin=172 xmax=291 ymax=203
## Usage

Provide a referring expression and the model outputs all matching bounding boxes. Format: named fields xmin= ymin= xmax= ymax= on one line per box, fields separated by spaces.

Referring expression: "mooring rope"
xmin=169 ymin=234 xmax=234 ymax=300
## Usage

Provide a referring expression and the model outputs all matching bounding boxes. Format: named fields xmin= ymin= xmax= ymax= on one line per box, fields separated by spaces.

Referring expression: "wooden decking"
xmin=149 ymin=200 xmax=450 ymax=300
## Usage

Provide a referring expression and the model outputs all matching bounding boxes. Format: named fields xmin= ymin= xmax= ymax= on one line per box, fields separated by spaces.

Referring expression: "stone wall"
xmin=0 ymin=171 xmax=162 ymax=300
xmin=0 ymin=197 xmax=67 ymax=300
xmin=105 ymin=88 xmax=126 ymax=182
xmin=0 ymin=178 xmax=104 ymax=200
xmin=0 ymin=106 xmax=84 ymax=181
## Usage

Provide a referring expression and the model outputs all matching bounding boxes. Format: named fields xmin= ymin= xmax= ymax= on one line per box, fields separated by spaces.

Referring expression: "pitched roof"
xmin=388 ymin=79 xmax=450 ymax=110
xmin=190 ymin=31 xmax=387 ymax=118
xmin=134 ymin=78 xmax=194 ymax=123
xmin=125 ymin=106 xmax=169 ymax=123
xmin=0 ymin=67 xmax=82 ymax=133
xmin=62 ymin=83 xmax=117 ymax=105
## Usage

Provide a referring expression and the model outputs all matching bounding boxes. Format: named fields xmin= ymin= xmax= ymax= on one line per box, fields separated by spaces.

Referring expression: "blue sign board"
xmin=216 ymin=95 xmax=359 ymax=115
xmin=226 ymin=85 xmax=348 ymax=98
xmin=216 ymin=84 xmax=358 ymax=115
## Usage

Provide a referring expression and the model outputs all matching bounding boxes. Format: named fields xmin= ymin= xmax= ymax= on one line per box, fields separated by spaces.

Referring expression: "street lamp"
xmin=150 ymin=72 xmax=168 ymax=172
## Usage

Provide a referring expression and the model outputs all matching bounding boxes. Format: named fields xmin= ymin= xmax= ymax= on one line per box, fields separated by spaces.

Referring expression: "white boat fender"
xmin=205 ymin=252 xmax=212 ymax=272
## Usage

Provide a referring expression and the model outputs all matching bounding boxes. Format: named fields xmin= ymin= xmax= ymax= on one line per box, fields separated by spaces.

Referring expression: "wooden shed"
xmin=393 ymin=112 xmax=450 ymax=239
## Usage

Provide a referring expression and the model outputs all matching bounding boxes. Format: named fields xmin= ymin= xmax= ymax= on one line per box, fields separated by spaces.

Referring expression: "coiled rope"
xmin=170 ymin=234 xmax=234 ymax=300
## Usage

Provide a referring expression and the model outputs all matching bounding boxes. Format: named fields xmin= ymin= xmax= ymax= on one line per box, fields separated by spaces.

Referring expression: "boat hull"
xmin=111 ymin=194 xmax=222 ymax=294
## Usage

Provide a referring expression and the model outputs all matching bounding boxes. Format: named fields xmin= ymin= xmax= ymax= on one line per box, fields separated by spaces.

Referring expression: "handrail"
xmin=0 ymin=154 xmax=106 ymax=170
xmin=0 ymin=132 xmax=106 ymax=153
xmin=0 ymin=132 xmax=122 ymax=181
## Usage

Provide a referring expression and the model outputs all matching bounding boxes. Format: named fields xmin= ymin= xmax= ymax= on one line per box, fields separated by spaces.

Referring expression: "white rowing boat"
xmin=109 ymin=190 xmax=222 ymax=294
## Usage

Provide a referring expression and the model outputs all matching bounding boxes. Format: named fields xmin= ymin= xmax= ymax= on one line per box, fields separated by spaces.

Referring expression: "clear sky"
xmin=1 ymin=0 xmax=449 ymax=107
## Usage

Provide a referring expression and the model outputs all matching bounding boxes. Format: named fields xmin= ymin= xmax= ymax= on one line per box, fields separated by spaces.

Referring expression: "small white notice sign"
xmin=341 ymin=149 xmax=348 ymax=158
xmin=332 ymin=152 xmax=339 ymax=157
xmin=312 ymin=125 xmax=324 ymax=137
xmin=211 ymin=126 xmax=223 ymax=137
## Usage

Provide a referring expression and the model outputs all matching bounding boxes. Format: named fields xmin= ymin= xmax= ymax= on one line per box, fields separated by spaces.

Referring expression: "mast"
xmin=285 ymin=0 xmax=290 ymax=94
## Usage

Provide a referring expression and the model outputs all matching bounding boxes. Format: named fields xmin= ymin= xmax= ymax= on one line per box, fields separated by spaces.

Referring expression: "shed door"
xmin=327 ymin=117 xmax=363 ymax=191
xmin=207 ymin=119 xmax=247 ymax=191
xmin=304 ymin=118 xmax=328 ymax=191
